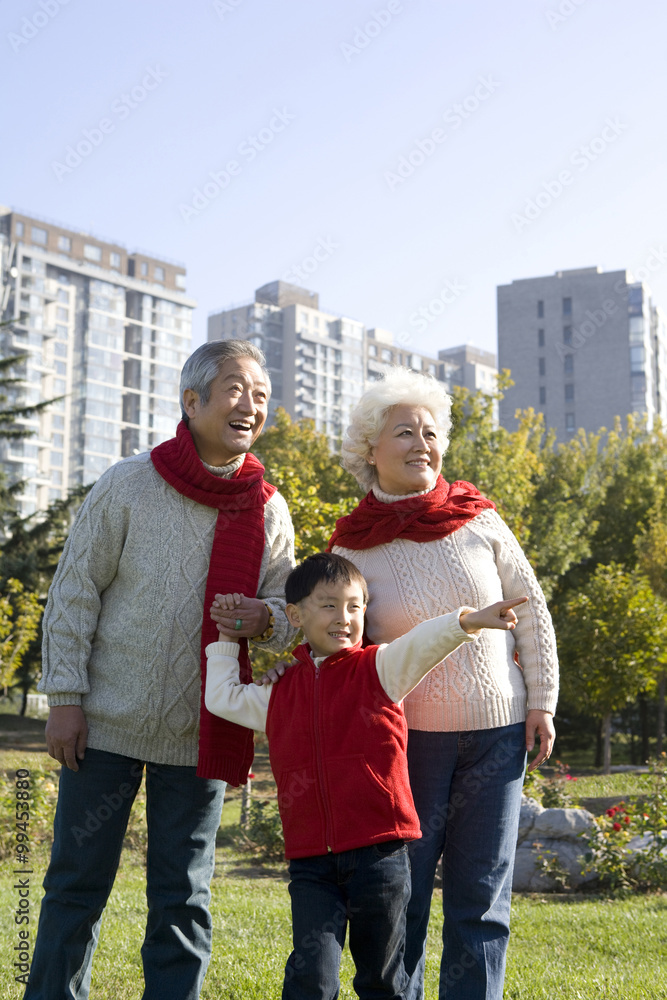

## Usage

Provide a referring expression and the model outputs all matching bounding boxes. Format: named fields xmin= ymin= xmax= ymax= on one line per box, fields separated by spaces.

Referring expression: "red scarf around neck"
xmin=151 ymin=420 xmax=276 ymax=785
xmin=328 ymin=475 xmax=495 ymax=551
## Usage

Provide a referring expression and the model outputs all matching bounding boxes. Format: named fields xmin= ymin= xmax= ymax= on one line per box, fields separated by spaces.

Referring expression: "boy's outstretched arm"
xmin=376 ymin=597 xmax=529 ymax=703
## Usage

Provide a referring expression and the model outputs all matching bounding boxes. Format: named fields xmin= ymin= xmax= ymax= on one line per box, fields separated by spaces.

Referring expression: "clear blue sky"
xmin=3 ymin=0 xmax=666 ymax=357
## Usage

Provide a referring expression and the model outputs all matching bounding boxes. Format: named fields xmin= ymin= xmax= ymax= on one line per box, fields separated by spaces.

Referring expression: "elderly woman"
xmin=329 ymin=367 xmax=558 ymax=1000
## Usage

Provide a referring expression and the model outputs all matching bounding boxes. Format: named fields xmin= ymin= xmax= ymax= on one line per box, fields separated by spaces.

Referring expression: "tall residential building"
xmin=0 ymin=207 xmax=195 ymax=516
xmin=497 ymin=267 xmax=667 ymax=438
xmin=208 ymin=281 xmax=495 ymax=446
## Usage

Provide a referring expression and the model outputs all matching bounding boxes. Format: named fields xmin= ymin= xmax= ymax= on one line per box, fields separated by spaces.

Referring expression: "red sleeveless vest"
xmin=266 ymin=642 xmax=422 ymax=859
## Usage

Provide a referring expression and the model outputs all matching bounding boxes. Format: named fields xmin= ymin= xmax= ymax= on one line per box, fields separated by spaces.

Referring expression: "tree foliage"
xmin=0 ymin=579 xmax=42 ymax=690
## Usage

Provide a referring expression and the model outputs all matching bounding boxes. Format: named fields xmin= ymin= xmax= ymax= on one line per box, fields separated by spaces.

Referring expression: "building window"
xmin=630 ymin=345 xmax=645 ymax=372
xmin=368 ymin=344 xmax=377 ymax=357
xmin=563 ymin=297 xmax=572 ymax=316
xmin=175 ymin=274 xmax=186 ymax=289
xmin=84 ymin=244 xmax=102 ymax=262
xmin=381 ymin=348 xmax=392 ymax=362
xmin=539 ymin=386 xmax=546 ymax=405
xmin=154 ymin=265 xmax=165 ymax=282
xmin=565 ymin=413 xmax=575 ymax=433
xmin=565 ymin=383 xmax=574 ymax=401
xmin=31 ymin=226 xmax=48 ymax=246
xmin=15 ymin=221 xmax=24 ymax=237
xmin=56 ymin=306 xmax=68 ymax=321
xmin=538 ymin=328 xmax=544 ymax=347
xmin=564 ymin=354 xmax=574 ymax=376
xmin=563 ymin=326 xmax=572 ymax=345
xmin=538 ymin=358 xmax=545 ymax=377
xmin=537 ymin=300 xmax=544 ymax=318
xmin=140 ymin=262 xmax=148 ymax=276
xmin=110 ymin=251 xmax=121 ymax=269
xmin=57 ymin=235 xmax=71 ymax=252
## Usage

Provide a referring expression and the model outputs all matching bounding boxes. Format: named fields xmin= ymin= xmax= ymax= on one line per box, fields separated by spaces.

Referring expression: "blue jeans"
xmin=25 ymin=748 xmax=225 ymax=1000
xmin=404 ymin=724 xmax=526 ymax=1000
xmin=283 ymin=840 xmax=411 ymax=1000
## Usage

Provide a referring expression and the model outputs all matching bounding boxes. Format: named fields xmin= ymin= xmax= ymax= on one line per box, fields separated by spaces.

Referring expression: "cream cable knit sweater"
xmin=333 ymin=496 xmax=558 ymax=733
xmin=39 ymin=451 xmax=296 ymax=766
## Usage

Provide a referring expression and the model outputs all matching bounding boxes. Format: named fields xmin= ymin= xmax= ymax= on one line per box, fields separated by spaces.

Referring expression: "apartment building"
xmin=0 ymin=207 xmax=195 ymax=516
xmin=208 ymin=281 xmax=497 ymax=447
xmin=497 ymin=267 xmax=667 ymax=437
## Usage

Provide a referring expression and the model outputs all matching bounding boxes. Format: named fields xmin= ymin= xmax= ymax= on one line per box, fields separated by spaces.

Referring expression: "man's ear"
xmin=182 ymin=388 xmax=199 ymax=419
xmin=285 ymin=603 xmax=301 ymax=628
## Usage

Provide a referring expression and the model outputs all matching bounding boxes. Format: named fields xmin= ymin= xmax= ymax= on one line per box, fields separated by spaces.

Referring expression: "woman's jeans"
xmin=283 ymin=840 xmax=411 ymax=1000
xmin=404 ymin=723 xmax=526 ymax=1000
xmin=24 ymin=748 xmax=225 ymax=1000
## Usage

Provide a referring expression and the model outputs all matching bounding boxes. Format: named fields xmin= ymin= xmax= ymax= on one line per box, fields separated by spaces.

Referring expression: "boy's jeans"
xmin=24 ymin=748 xmax=225 ymax=1000
xmin=283 ymin=839 xmax=411 ymax=999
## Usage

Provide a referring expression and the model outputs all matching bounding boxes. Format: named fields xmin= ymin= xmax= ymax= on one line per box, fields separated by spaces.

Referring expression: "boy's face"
xmin=286 ymin=581 xmax=366 ymax=659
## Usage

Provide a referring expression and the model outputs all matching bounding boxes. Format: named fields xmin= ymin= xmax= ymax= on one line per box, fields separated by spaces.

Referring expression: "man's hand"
xmin=45 ymin=706 xmax=88 ymax=772
xmin=525 ymin=709 xmax=556 ymax=772
xmin=459 ymin=596 xmax=528 ymax=634
xmin=211 ymin=593 xmax=269 ymax=639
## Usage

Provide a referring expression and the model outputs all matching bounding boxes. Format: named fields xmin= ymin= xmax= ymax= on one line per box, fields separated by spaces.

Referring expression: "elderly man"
xmin=26 ymin=341 xmax=295 ymax=1000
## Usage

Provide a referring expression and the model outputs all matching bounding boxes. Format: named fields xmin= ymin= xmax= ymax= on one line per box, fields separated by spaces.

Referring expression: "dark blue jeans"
xmin=283 ymin=840 xmax=411 ymax=1000
xmin=404 ymin=723 xmax=526 ymax=1000
xmin=25 ymin=748 xmax=225 ymax=1000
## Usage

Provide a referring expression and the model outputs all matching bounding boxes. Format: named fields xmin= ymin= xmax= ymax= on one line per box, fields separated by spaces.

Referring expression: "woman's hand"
xmin=459 ymin=596 xmax=528 ymax=634
xmin=211 ymin=593 xmax=269 ymax=639
xmin=525 ymin=709 xmax=556 ymax=771
xmin=255 ymin=660 xmax=297 ymax=686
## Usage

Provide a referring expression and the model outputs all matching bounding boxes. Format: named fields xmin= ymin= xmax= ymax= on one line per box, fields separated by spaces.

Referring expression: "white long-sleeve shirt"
xmin=205 ymin=609 xmax=477 ymax=732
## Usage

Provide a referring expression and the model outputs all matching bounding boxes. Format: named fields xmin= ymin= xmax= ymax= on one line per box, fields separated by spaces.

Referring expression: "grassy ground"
xmin=1 ymin=723 xmax=666 ymax=997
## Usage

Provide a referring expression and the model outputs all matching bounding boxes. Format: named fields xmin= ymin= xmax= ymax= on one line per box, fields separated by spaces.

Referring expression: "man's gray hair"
xmin=179 ymin=340 xmax=271 ymax=421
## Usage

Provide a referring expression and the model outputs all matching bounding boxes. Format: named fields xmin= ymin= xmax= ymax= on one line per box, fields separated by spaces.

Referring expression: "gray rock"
xmin=532 ymin=807 xmax=595 ymax=840
xmin=517 ymin=795 xmax=544 ymax=844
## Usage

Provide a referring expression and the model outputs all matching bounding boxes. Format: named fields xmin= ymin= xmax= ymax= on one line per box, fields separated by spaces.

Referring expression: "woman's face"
xmin=368 ymin=404 xmax=443 ymax=495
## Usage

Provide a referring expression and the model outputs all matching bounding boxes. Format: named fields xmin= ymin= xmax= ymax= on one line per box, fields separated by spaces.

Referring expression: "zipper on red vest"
xmin=312 ymin=659 xmax=333 ymax=852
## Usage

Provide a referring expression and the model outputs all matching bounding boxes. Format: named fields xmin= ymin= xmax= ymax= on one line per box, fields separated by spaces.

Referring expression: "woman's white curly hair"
xmin=341 ymin=366 xmax=452 ymax=492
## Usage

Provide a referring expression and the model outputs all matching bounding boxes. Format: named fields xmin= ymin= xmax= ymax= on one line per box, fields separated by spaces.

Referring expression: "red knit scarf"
xmin=328 ymin=475 xmax=495 ymax=550
xmin=151 ymin=420 xmax=276 ymax=785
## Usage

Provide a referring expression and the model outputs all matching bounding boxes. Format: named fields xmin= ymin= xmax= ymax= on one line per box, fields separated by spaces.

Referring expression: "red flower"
xmin=606 ymin=808 xmax=616 ymax=817
xmin=624 ymin=816 xmax=631 ymax=824
xmin=613 ymin=822 xmax=622 ymax=831
xmin=248 ymin=773 xmax=256 ymax=780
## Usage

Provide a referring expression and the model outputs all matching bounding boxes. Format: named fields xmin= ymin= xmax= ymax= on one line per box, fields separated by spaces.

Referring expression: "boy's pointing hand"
xmin=459 ymin=596 xmax=528 ymax=634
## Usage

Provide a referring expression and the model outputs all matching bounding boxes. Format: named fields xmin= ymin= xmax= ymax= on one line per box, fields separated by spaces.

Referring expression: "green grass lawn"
xmin=2 ymin=851 xmax=665 ymax=999
xmin=2 ymin=743 xmax=666 ymax=997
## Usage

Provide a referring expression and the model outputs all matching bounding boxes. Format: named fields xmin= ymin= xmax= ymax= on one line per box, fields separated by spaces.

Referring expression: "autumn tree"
xmin=556 ymin=563 xmax=667 ymax=771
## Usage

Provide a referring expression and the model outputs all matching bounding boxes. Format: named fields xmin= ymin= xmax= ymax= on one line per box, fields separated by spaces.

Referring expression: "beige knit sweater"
xmin=334 ymin=501 xmax=558 ymax=733
xmin=39 ymin=451 xmax=296 ymax=766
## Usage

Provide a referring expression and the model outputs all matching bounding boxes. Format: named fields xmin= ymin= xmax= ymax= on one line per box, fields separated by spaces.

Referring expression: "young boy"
xmin=205 ymin=552 xmax=526 ymax=1000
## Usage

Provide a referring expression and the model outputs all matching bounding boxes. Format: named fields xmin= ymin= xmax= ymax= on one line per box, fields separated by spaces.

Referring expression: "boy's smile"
xmin=286 ymin=581 xmax=366 ymax=659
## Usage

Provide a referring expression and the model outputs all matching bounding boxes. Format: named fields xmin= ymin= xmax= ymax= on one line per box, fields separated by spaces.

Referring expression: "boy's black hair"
xmin=285 ymin=552 xmax=369 ymax=606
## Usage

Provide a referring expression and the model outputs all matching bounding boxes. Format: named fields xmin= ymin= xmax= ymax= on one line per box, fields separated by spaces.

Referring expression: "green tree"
xmin=0 ymin=579 xmax=41 ymax=693
xmin=255 ymin=409 xmax=359 ymax=562
xmin=556 ymin=563 xmax=667 ymax=772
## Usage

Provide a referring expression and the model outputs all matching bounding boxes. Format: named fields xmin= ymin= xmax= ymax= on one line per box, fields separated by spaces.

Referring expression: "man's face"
xmin=286 ymin=581 xmax=366 ymax=659
xmin=182 ymin=356 xmax=269 ymax=466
